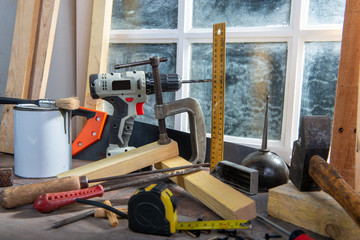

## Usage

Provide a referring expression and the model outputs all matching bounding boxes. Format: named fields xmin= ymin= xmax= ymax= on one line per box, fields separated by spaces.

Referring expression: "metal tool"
xmin=257 ymin=214 xmax=314 ymax=240
xmin=0 ymin=163 xmax=207 ymax=210
xmin=51 ymin=209 xmax=96 ymax=228
xmin=51 ymin=206 xmax=128 ymax=228
xmin=128 ymin=182 xmax=250 ymax=236
xmin=33 ymin=167 xmax=204 ymax=213
xmin=211 ymin=160 xmax=258 ymax=195
xmin=81 ymin=57 xmax=206 ymax=163
xmin=89 ymin=69 xmax=178 ymax=156
xmin=210 ymin=22 xmax=226 ymax=170
xmin=289 ymin=115 xmax=360 ymax=228
xmin=240 ymin=95 xmax=289 ymax=191
xmin=86 ymin=162 xmax=209 ymax=183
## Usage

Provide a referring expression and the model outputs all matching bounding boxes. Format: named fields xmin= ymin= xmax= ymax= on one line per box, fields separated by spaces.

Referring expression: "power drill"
xmin=89 ymin=71 xmax=181 ymax=157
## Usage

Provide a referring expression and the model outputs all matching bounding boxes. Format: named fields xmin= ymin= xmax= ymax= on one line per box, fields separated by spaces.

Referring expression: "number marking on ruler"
xmin=210 ymin=22 xmax=226 ymax=170
xmin=176 ymin=219 xmax=250 ymax=230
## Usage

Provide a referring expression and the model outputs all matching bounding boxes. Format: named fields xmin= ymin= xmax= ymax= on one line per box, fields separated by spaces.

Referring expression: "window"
xmin=108 ymin=0 xmax=345 ymax=162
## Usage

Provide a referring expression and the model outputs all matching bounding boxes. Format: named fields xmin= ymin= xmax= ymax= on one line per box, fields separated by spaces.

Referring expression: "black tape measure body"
xmin=128 ymin=182 xmax=250 ymax=236
xmin=128 ymin=182 xmax=178 ymax=236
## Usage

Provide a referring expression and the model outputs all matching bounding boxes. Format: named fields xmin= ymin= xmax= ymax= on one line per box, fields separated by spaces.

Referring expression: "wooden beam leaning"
xmin=155 ymin=157 xmax=257 ymax=220
xmin=0 ymin=0 xmax=41 ymax=153
xmin=83 ymin=0 xmax=113 ymax=111
xmin=28 ymin=0 xmax=61 ymax=99
xmin=330 ymin=0 xmax=360 ymax=190
xmin=57 ymin=140 xmax=179 ymax=181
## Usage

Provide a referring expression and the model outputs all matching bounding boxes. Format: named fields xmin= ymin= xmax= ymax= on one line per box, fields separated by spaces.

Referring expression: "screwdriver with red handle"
xmin=33 ymin=167 xmax=202 ymax=213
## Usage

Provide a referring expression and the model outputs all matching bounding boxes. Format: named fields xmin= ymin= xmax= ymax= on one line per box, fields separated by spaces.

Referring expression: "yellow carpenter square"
xmin=210 ymin=22 xmax=226 ymax=170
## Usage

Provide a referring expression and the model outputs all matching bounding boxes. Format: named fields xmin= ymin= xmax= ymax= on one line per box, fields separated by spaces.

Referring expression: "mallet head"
xmin=289 ymin=116 xmax=331 ymax=191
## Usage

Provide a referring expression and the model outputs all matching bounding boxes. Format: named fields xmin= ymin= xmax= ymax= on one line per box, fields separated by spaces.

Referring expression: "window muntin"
xmin=108 ymin=0 xmax=347 ymax=160
xmin=189 ymin=42 xmax=287 ymax=140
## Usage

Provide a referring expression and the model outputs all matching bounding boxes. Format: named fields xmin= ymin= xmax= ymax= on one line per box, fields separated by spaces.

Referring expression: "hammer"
xmin=289 ymin=116 xmax=360 ymax=227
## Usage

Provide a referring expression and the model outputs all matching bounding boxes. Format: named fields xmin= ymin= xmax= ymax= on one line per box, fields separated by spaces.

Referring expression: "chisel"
xmin=0 ymin=163 xmax=208 ymax=209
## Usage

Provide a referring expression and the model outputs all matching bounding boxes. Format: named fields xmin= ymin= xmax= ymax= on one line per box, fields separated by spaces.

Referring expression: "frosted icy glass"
xmin=300 ymin=42 xmax=341 ymax=121
xmin=192 ymin=0 xmax=291 ymax=28
xmin=189 ymin=42 xmax=287 ymax=140
xmin=111 ymin=0 xmax=178 ymax=30
xmin=307 ymin=0 xmax=345 ymax=25
xmin=107 ymin=43 xmax=177 ymax=128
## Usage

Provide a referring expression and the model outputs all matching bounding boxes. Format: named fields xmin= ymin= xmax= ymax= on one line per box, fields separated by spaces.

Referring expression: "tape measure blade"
xmin=210 ymin=22 xmax=226 ymax=170
xmin=176 ymin=220 xmax=249 ymax=230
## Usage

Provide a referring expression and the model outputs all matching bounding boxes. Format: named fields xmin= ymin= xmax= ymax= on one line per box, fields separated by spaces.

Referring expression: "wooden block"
xmin=268 ymin=182 xmax=360 ymax=239
xmin=57 ymin=140 xmax=179 ymax=182
xmin=28 ymin=0 xmax=60 ymax=99
xmin=155 ymin=157 xmax=257 ymax=220
xmin=330 ymin=0 xmax=360 ymax=190
xmin=83 ymin=0 xmax=113 ymax=111
xmin=0 ymin=0 xmax=41 ymax=153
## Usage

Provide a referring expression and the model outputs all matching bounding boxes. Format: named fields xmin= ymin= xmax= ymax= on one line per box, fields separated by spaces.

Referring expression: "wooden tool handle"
xmin=103 ymin=200 xmax=118 ymax=227
xmin=0 ymin=176 xmax=81 ymax=209
xmin=309 ymin=155 xmax=360 ymax=227
xmin=94 ymin=207 xmax=128 ymax=218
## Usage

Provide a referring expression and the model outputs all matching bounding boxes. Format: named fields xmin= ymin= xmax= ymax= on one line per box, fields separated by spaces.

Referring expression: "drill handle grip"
xmin=33 ymin=185 xmax=104 ymax=213
xmin=103 ymin=96 xmax=136 ymax=156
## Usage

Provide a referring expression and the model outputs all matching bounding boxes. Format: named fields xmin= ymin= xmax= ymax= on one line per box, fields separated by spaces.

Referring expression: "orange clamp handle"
xmin=72 ymin=107 xmax=108 ymax=156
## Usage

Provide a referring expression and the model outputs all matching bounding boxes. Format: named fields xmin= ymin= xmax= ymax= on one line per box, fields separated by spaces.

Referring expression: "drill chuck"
xmin=145 ymin=72 xmax=181 ymax=95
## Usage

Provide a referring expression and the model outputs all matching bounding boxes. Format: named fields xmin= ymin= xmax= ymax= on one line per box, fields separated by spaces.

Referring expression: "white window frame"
xmin=108 ymin=0 xmax=344 ymax=162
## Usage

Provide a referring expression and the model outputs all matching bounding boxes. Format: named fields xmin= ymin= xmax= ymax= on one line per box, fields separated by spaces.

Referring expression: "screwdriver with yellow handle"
xmin=0 ymin=163 xmax=208 ymax=209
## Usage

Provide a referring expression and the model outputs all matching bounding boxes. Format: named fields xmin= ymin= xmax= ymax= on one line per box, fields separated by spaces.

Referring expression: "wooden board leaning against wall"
xmin=0 ymin=0 xmax=60 ymax=154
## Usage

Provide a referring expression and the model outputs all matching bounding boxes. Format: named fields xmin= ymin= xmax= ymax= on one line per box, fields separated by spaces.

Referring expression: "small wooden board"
xmin=268 ymin=182 xmax=360 ymax=239
xmin=155 ymin=157 xmax=257 ymax=221
xmin=0 ymin=0 xmax=41 ymax=154
xmin=58 ymin=140 xmax=179 ymax=181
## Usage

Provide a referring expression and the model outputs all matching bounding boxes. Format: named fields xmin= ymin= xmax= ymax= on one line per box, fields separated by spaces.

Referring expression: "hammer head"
xmin=289 ymin=116 xmax=331 ymax=191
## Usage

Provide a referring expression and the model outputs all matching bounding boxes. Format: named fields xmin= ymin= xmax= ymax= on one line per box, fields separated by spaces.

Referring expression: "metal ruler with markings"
xmin=210 ymin=22 xmax=226 ymax=170
xmin=176 ymin=219 xmax=250 ymax=231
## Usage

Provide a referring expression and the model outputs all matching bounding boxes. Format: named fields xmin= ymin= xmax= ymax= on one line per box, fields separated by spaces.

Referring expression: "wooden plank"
xmin=155 ymin=157 xmax=257 ymax=220
xmin=57 ymin=140 xmax=179 ymax=181
xmin=268 ymin=183 xmax=360 ymax=240
xmin=330 ymin=0 xmax=360 ymax=190
xmin=0 ymin=0 xmax=41 ymax=153
xmin=28 ymin=0 xmax=61 ymax=99
xmin=83 ymin=0 xmax=113 ymax=111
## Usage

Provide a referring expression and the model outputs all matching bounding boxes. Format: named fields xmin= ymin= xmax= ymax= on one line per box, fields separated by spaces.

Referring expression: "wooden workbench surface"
xmin=0 ymin=153 xmax=328 ymax=240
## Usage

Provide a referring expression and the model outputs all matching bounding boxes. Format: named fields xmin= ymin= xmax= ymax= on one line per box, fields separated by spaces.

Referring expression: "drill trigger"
xmin=136 ymin=102 xmax=145 ymax=115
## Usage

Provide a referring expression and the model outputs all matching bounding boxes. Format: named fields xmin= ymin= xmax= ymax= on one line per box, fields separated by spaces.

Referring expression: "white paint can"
xmin=13 ymin=105 xmax=72 ymax=178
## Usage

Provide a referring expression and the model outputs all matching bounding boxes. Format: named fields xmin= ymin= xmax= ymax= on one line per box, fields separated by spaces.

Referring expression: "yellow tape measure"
xmin=210 ymin=22 xmax=226 ymax=170
xmin=176 ymin=219 xmax=250 ymax=231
